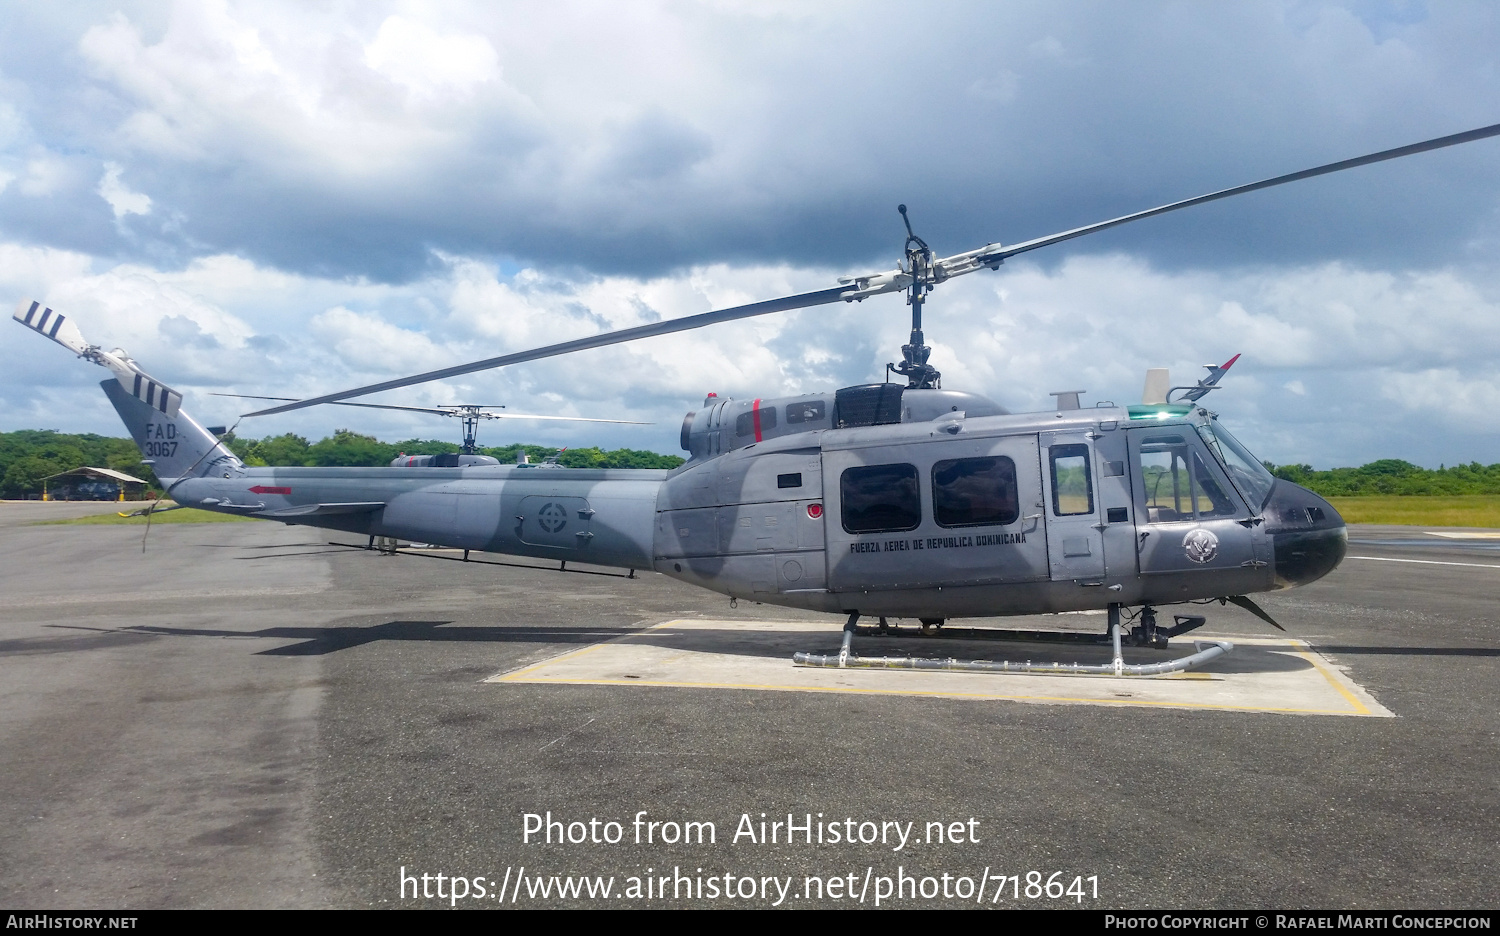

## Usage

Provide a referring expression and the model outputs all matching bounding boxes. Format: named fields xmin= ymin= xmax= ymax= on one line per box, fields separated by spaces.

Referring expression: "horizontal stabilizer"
xmin=14 ymin=299 xmax=89 ymax=356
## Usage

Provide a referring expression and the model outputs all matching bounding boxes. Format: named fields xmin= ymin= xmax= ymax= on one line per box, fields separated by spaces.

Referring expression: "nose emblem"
xmin=1182 ymin=528 xmax=1219 ymax=564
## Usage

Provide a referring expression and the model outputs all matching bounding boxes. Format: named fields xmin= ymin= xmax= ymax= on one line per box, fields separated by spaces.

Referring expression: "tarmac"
xmin=1 ymin=502 xmax=1496 ymax=909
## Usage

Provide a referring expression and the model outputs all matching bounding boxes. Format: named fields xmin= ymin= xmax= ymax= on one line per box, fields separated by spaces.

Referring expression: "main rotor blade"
xmin=485 ymin=413 xmax=651 ymax=424
xmin=978 ymin=122 xmax=1500 ymax=264
xmin=244 ymin=286 xmax=852 ymax=416
xmin=246 ymin=122 xmax=1500 ymax=417
xmin=215 ymin=393 xmax=470 ymax=417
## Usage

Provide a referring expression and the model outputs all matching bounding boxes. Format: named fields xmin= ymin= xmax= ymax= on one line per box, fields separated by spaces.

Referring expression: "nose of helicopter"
xmin=1262 ymin=480 xmax=1348 ymax=588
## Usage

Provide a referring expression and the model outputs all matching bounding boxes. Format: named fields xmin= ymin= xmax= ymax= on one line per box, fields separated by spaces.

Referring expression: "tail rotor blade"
xmin=14 ymin=298 xmax=184 ymax=418
xmin=14 ymin=299 xmax=90 ymax=356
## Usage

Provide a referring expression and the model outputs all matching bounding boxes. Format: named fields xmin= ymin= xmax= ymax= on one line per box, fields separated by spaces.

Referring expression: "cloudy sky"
xmin=2 ymin=1 xmax=1498 ymax=467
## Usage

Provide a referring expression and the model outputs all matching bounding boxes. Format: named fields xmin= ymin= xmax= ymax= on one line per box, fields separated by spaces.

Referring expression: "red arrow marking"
xmin=249 ymin=486 xmax=291 ymax=495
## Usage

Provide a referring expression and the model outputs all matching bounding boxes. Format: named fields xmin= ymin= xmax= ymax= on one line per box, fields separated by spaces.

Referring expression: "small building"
xmin=42 ymin=467 xmax=151 ymax=502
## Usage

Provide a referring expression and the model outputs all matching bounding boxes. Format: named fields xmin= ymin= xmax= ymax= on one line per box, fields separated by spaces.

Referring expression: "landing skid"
xmin=792 ymin=605 xmax=1233 ymax=677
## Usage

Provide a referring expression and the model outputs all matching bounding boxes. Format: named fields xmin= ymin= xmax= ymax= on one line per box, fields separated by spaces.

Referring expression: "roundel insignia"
xmin=537 ymin=502 xmax=568 ymax=534
xmin=1182 ymin=528 xmax=1219 ymax=564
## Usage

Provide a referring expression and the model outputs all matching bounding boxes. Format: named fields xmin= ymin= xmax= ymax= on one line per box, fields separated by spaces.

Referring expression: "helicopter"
xmin=16 ymin=121 xmax=1500 ymax=675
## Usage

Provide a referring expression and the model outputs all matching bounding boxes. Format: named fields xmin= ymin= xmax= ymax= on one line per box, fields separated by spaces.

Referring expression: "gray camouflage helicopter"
xmin=17 ymin=122 xmax=1500 ymax=674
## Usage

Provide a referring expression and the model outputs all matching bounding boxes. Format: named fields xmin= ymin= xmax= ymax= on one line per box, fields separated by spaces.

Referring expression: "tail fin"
xmin=101 ymin=378 xmax=242 ymax=484
xmin=16 ymin=298 xmax=239 ymax=484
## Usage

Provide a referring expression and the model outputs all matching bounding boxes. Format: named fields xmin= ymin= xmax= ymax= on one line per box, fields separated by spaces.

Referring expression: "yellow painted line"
xmin=1295 ymin=644 xmax=1371 ymax=716
xmin=496 ymin=642 xmax=611 ymax=681
xmin=1425 ymin=531 xmax=1500 ymax=539
xmin=492 ymin=623 xmax=1378 ymax=715
xmin=490 ymin=619 xmax=689 ymax=682
xmin=506 ymin=675 xmax=1366 ymax=716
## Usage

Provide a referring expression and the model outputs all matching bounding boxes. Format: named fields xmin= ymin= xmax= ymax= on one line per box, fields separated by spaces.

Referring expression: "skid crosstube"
xmin=792 ymin=605 xmax=1233 ymax=677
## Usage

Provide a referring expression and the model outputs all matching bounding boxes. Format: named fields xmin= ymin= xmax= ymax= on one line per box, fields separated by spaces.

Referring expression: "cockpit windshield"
xmin=1196 ymin=420 xmax=1276 ymax=510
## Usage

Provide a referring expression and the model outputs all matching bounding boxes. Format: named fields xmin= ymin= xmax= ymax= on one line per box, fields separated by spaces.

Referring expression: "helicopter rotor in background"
xmin=211 ymin=395 xmax=648 ymax=453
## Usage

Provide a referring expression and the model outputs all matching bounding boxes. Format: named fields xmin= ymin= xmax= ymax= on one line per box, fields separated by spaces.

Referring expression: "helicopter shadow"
xmin=122 ymin=622 xmax=643 ymax=656
xmin=114 ymin=620 xmax=1322 ymax=674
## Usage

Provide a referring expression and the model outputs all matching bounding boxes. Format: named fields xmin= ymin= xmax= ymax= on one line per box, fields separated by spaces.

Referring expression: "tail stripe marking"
xmin=47 ymin=314 xmax=64 ymax=338
xmin=35 ymin=308 xmax=52 ymax=332
xmin=23 ymin=301 xmax=39 ymax=325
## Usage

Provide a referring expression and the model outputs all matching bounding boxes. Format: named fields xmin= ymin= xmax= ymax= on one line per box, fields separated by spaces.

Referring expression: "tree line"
xmin=1 ymin=430 xmax=154 ymax=497
xmin=1266 ymin=459 xmax=1500 ymax=497
xmin=224 ymin=429 xmax=686 ymax=471
xmin=0 ymin=428 xmax=685 ymax=497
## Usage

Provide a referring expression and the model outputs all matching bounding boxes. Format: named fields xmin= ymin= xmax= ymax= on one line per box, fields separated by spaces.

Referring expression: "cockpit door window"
xmin=1137 ymin=435 xmax=1240 ymax=522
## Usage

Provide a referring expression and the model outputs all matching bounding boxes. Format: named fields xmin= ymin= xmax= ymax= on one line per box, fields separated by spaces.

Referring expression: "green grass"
xmin=34 ymin=505 xmax=262 ymax=525
xmin=1326 ymin=494 xmax=1500 ymax=528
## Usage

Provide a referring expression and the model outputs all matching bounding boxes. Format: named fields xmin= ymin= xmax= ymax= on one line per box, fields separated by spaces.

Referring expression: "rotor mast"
xmin=893 ymin=204 xmax=941 ymax=389
xmin=453 ymin=406 xmax=483 ymax=454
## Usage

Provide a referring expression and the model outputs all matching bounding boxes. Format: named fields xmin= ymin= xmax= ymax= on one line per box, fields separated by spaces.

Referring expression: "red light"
xmin=807 ymin=503 xmax=823 ymax=519
xmin=706 ymin=392 xmax=717 ymax=397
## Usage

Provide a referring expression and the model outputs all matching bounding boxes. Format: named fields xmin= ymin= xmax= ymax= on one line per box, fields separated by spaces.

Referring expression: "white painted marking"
xmin=1347 ymin=555 xmax=1500 ymax=570
xmin=539 ymin=716 xmax=597 ymax=752
xmin=1424 ymin=531 xmax=1500 ymax=539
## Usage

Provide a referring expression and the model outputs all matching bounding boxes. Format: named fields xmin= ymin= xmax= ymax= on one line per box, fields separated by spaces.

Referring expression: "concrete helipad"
xmin=489 ymin=619 xmax=1392 ymax=717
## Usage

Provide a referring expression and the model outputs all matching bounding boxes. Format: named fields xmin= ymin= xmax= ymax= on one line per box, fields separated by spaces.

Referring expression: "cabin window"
xmin=841 ymin=463 xmax=921 ymax=533
xmin=1137 ymin=435 xmax=1239 ymax=521
xmin=785 ymin=400 xmax=826 ymax=424
xmin=932 ymin=456 xmax=1020 ymax=528
xmin=1049 ymin=444 xmax=1095 ymax=516
xmin=735 ymin=406 xmax=778 ymax=437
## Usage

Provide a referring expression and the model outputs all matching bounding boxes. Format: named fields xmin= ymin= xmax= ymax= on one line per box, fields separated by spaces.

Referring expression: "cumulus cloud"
xmin=18 ymin=155 xmax=70 ymax=196
xmin=4 ymin=239 xmax=1498 ymax=466
xmin=363 ymin=16 xmax=501 ymax=101
xmin=97 ymin=162 xmax=152 ymax=219
xmin=0 ymin=1 xmax=1485 ymax=280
